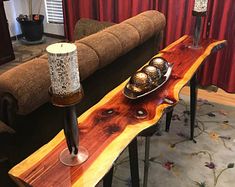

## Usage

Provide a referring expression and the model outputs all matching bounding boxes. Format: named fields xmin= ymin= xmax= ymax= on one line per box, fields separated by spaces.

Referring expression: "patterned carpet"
xmin=0 ymin=36 xmax=61 ymax=75
xmin=111 ymin=95 xmax=235 ymax=187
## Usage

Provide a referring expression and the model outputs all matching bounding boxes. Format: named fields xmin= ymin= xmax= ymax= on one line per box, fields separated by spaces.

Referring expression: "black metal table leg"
xmin=165 ymin=106 xmax=174 ymax=132
xmin=103 ymin=166 xmax=114 ymax=187
xmin=143 ymin=136 xmax=150 ymax=187
xmin=190 ymin=74 xmax=198 ymax=142
xmin=128 ymin=137 xmax=140 ymax=187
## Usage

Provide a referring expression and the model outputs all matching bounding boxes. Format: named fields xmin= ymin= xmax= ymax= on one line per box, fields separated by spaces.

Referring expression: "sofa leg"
xmin=0 ymin=93 xmax=17 ymax=127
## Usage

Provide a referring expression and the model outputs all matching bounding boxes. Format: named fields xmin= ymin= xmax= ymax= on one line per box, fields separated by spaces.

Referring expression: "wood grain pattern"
xmin=9 ymin=35 xmax=226 ymax=187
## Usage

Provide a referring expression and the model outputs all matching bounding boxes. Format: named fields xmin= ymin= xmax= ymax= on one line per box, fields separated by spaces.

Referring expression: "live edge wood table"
xmin=9 ymin=35 xmax=226 ymax=187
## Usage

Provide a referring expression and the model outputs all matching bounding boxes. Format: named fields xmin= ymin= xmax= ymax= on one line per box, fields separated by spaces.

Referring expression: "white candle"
xmin=193 ymin=0 xmax=208 ymax=12
xmin=46 ymin=43 xmax=80 ymax=95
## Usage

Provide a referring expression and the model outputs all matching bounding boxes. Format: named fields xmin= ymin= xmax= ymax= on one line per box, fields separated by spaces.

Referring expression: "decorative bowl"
xmin=123 ymin=57 xmax=173 ymax=99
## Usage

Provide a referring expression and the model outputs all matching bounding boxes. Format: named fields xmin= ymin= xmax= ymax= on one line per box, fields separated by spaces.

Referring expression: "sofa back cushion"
xmin=74 ymin=18 xmax=115 ymax=40
xmin=0 ymin=10 xmax=165 ymax=115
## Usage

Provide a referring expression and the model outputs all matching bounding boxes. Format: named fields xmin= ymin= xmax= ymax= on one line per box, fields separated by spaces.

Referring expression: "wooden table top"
xmin=9 ymin=35 xmax=226 ymax=187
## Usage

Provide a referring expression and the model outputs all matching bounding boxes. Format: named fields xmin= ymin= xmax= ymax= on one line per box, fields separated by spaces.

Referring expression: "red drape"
xmin=62 ymin=0 xmax=235 ymax=93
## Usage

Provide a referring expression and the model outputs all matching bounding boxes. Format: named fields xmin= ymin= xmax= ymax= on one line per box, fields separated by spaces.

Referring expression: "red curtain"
xmin=62 ymin=0 xmax=235 ymax=93
xmin=197 ymin=0 xmax=235 ymax=93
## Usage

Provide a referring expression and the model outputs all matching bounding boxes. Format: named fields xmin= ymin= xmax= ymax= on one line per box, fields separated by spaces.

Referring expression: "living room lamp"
xmin=46 ymin=43 xmax=89 ymax=166
xmin=191 ymin=0 xmax=208 ymax=48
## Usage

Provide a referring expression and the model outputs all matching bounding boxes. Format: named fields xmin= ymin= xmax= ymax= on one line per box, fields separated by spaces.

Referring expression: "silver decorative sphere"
xmin=149 ymin=57 xmax=168 ymax=74
xmin=129 ymin=72 xmax=150 ymax=92
xmin=142 ymin=65 xmax=161 ymax=83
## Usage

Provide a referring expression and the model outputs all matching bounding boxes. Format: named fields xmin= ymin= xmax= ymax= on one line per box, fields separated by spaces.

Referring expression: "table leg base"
xmin=59 ymin=147 xmax=89 ymax=166
xmin=128 ymin=138 xmax=140 ymax=187
xmin=143 ymin=136 xmax=150 ymax=187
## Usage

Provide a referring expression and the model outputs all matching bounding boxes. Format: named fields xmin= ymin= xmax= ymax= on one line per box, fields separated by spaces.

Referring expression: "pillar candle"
xmin=46 ymin=43 xmax=80 ymax=96
xmin=193 ymin=0 xmax=208 ymax=13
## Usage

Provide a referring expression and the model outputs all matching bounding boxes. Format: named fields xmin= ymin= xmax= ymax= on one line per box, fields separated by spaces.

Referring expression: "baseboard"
xmin=44 ymin=33 xmax=66 ymax=40
xmin=11 ymin=33 xmax=65 ymax=41
xmin=11 ymin=34 xmax=23 ymax=40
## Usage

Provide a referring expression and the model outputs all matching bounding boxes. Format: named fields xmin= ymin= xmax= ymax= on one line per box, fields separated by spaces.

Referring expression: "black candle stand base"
xmin=49 ymin=86 xmax=89 ymax=166
xmin=60 ymin=147 xmax=89 ymax=166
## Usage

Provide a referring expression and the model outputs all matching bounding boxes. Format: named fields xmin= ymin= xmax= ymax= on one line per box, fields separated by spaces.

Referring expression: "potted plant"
xmin=16 ymin=0 xmax=44 ymax=42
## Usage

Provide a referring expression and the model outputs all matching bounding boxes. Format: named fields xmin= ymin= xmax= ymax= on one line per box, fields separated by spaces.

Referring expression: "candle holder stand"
xmin=192 ymin=16 xmax=203 ymax=49
xmin=49 ymin=87 xmax=89 ymax=166
xmin=189 ymin=0 xmax=208 ymax=49
xmin=46 ymin=42 xmax=88 ymax=166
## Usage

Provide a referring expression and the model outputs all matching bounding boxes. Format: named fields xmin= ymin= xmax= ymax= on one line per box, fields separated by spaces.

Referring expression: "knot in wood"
xmin=135 ymin=108 xmax=147 ymax=119
xmin=101 ymin=109 xmax=115 ymax=116
xmin=105 ymin=124 xmax=121 ymax=135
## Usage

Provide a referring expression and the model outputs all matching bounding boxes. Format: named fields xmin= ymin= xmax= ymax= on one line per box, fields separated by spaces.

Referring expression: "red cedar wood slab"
xmin=9 ymin=35 xmax=226 ymax=187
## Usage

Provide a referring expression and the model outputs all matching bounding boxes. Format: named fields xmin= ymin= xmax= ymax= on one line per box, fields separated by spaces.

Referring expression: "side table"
xmin=137 ymin=36 xmax=226 ymax=186
xmin=8 ymin=35 xmax=226 ymax=187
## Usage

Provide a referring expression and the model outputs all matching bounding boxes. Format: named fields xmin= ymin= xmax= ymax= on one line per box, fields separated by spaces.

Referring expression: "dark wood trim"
xmin=0 ymin=0 xmax=15 ymax=65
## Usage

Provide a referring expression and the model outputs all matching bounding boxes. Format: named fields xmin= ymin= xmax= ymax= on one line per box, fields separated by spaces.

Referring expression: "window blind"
xmin=45 ymin=0 xmax=64 ymax=24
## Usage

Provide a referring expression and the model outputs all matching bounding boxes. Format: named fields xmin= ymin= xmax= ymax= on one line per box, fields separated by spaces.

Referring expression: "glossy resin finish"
xmin=9 ymin=36 xmax=226 ymax=187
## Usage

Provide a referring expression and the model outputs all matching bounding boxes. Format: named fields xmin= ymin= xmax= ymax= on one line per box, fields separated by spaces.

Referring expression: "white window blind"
xmin=45 ymin=0 xmax=64 ymax=24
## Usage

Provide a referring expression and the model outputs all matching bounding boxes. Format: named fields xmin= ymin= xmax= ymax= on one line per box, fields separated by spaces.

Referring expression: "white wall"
xmin=4 ymin=0 xmax=64 ymax=37
xmin=3 ymin=0 xmax=29 ymax=36
xmin=40 ymin=0 xmax=64 ymax=36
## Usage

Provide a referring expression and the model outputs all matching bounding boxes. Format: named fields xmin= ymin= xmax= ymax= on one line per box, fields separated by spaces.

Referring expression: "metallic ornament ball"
xmin=130 ymin=72 xmax=149 ymax=86
xmin=149 ymin=57 xmax=168 ymax=74
xmin=130 ymin=71 xmax=150 ymax=91
xmin=142 ymin=65 xmax=161 ymax=82
xmin=127 ymin=84 xmax=143 ymax=93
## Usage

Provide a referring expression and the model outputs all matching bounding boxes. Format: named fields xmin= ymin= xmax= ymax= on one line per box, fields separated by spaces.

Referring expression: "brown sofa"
xmin=0 ymin=11 xmax=165 ymax=130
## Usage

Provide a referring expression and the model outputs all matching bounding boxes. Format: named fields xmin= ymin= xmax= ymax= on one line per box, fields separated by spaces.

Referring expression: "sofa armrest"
xmin=0 ymin=58 xmax=51 ymax=115
xmin=0 ymin=93 xmax=18 ymax=127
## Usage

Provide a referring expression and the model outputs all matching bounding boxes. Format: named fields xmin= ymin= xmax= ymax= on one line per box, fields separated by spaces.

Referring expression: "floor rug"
xmin=0 ymin=36 xmax=61 ymax=75
xmin=110 ymin=95 xmax=235 ymax=187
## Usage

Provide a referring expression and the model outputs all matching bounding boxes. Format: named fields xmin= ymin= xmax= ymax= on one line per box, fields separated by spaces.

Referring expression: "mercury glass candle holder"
xmin=46 ymin=43 xmax=88 ymax=166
